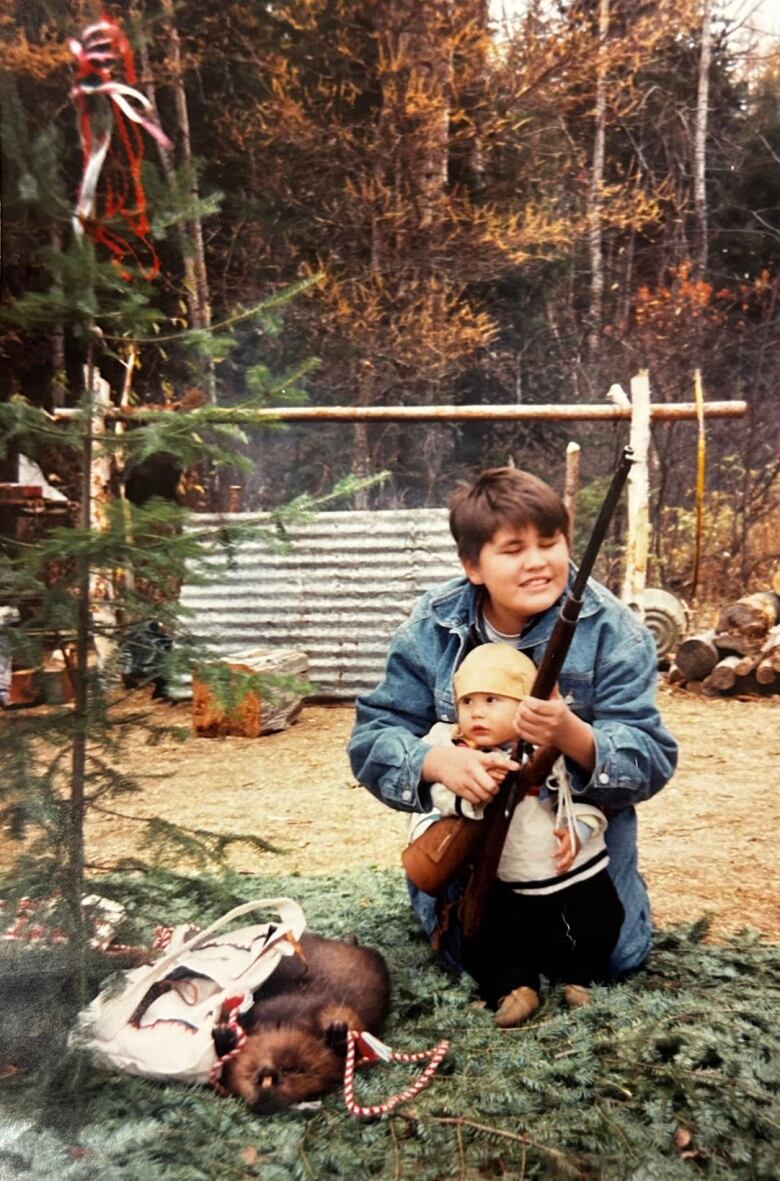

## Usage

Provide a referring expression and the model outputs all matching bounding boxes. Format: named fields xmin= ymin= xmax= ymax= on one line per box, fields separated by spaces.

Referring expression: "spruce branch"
xmin=101 ymin=275 xmax=325 ymax=344
xmin=89 ymin=805 xmax=286 ymax=859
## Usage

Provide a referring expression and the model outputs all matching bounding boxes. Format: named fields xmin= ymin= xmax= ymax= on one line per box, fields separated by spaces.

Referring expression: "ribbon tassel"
xmin=70 ymin=16 xmax=172 ymax=279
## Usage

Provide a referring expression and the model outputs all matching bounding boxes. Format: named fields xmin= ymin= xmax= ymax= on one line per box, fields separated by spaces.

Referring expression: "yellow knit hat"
xmin=453 ymin=643 xmax=536 ymax=703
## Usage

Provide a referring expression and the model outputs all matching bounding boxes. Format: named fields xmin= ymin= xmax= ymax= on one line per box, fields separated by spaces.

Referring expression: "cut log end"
xmin=706 ymin=655 xmax=741 ymax=690
xmin=674 ymin=633 xmax=718 ymax=681
xmin=755 ymin=659 xmax=777 ymax=686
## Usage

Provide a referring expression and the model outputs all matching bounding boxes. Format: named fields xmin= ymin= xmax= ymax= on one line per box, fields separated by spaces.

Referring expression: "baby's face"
xmin=457 ymin=692 xmax=518 ymax=748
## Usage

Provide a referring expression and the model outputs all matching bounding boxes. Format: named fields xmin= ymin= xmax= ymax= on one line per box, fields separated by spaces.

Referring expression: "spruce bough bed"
xmin=0 ymin=869 xmax=777 ymax=1180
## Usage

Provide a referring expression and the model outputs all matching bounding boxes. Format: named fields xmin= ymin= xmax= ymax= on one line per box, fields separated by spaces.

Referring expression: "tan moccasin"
xmin=563 ymin=984 xmax=591 ymax=1008
xmin=494 ymin=986 xmax=540 ymax=1028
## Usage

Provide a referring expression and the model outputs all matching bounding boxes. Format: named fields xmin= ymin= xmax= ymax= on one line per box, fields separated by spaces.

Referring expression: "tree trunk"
xmin=135 ymin=38 xmax=200 ymax=330
xmin=351 ymin=360 xmax=375 ymax=509
xmin=160 ymin=0 xmax=211 ymax=336
xmin=67 ymin=354 xmax=105 ymax=1000
xmin=88 ymin=368 xmax=118 ymax=675
xmin=716 ymin=591 xmax=779 ymax=638
xmin=586 ymin=0 xmax=610 ymax=360
xmin=705 ymin=655 xmax=741 ymax=691
xmin=50 ymin=226 xmax=67 ymax=408
xmin=367 ymin=1 xmax=456 ymax=497
xmin=134 ymin=1 xmax=212 ymax=351
xmin=372 ymin=0 xmax=454 ymax=277
xmin=693 ymin=0 xmax=712 ymax=279
xmin=351 ymin=421 xmax=372 ymax=510
xmin=755 ymin=659 xmax=776 ymax=686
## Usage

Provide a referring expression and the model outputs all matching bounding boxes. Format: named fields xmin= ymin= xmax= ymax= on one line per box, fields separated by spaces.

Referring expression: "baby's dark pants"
xmin=463 ymin=870 xmax=625 ymax=1009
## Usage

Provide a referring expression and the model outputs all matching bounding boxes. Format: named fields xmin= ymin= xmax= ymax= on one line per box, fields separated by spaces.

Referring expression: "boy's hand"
xmin=512 ymin=689 xmax=596 ymax=774
xmin=553 ymin=827 xmax=581 ymax=873
xmin=512 ymin=686 xmax=569 ymax=747
xmin=421 ymin=745 xmax=519 ymax=806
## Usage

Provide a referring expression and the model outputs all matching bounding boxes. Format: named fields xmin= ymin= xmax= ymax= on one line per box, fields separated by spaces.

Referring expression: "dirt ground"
xmin=76 ymin=684 xmax=780 ymax=944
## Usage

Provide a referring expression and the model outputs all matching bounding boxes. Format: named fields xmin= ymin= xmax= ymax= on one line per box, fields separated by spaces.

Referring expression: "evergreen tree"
xmin=0 ymin=8 xmax=379 ymax=996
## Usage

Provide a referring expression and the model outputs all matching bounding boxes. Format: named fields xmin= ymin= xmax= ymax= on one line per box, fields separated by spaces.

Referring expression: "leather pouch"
xmin=401 ymin=816 xmax=482 ymax=895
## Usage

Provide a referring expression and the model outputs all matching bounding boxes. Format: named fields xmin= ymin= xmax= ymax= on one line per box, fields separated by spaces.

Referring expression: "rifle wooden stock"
xmin=459 ymin=745 xmax=560 ymax=936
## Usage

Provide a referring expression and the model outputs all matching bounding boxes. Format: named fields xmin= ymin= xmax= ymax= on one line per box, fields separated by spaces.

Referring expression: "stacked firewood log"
xmin=669 ymin=589 xmax=780 ymax=697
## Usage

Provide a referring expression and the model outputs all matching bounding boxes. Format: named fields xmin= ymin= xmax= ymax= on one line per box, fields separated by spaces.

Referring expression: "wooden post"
xmin=88 ymin=367 xmax=118 ymax=674
xmin=689 ymin=368 xmax=707 ymax=599
xmin=116 ymin=344 xmax=138 ymax=596
xmin=563 ymin=441 xmax=581 ymax=534
xmin=621 ymin=371 xmax=651 ymax=609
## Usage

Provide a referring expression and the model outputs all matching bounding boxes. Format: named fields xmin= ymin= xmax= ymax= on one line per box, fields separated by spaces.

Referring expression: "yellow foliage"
xmin=0 ymin=26 xmax=70 ymax=80
xmin=658 ymin=468 xmax=780 ymax=604
xmin=309 ymin=268 xmax=498 ymax=387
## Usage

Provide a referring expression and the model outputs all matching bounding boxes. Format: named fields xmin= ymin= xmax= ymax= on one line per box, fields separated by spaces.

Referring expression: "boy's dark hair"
xmin=449 ymin=467 xmax=570 ymax=565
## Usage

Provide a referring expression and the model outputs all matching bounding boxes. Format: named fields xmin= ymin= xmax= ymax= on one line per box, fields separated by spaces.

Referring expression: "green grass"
xmin=0 ymin=868 xmax=778 ymax=1180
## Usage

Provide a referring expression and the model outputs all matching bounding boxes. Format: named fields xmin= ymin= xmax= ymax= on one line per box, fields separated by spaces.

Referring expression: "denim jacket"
xmin=348 ymin=569 xmax=678 ymax=976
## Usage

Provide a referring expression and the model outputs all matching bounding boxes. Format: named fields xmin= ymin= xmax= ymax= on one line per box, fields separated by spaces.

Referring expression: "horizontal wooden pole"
xmin=69 ymin=399 xmax=748 ymax=424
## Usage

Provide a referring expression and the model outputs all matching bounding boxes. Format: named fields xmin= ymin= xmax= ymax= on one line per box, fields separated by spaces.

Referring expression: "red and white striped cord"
xmin=343 ymin=1030 xmax=450 ymax=1118
xmin=208 ymin=997 xmax=251 ymax=1096
xmin=151 ymin=924 xmax=174 ymax=951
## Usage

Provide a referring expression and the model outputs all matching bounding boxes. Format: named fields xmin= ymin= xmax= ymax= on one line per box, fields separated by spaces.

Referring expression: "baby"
xmin=410 ymin=643 xmax=625 ymax=1027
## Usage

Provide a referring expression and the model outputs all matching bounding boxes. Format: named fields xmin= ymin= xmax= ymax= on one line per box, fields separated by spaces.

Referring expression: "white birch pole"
xmin=621 ymin=370 xmax=651 ymax=610
xmin=563 ymin=440 xmax=581 ymax=535
xmin=87 ymin=366 xmax=118 ymax=673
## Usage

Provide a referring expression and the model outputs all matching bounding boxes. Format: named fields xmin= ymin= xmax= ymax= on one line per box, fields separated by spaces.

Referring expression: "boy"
xmin=348 ymin=466 xmax=678 ymax=981
xmin=409 ymin=642 xmax=625 ymax=1026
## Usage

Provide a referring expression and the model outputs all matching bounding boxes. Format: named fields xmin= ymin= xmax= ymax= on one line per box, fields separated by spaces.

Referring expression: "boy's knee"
xmin=609 ymin=904 xmax=652 ymax=979
xmin=407 ymin=878 xmax=438 ymax=937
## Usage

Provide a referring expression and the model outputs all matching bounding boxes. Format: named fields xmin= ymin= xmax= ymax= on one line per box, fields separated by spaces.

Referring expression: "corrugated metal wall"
xmin=180 ymin=508 xmax=462 ymax=699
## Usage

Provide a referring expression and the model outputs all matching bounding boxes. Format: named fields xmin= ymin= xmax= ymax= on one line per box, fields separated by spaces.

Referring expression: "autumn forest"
xmin=2 ymin=0 xmax=779 ymax=598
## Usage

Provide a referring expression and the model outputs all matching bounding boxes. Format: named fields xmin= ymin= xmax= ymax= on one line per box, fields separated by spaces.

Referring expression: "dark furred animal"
xmin=220 ymin=933 xmax=390 ymax=1113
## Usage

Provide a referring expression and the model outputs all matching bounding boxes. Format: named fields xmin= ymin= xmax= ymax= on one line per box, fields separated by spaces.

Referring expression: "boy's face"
xmin=457 ymin=691 xmax=518 ymax=748
xmin=462 ymin=524 xmax=569 ymax=634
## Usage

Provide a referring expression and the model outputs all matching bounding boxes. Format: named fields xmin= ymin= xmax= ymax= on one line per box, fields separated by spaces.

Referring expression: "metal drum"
xmin=640 ymin=587 xmax=689 ymax=659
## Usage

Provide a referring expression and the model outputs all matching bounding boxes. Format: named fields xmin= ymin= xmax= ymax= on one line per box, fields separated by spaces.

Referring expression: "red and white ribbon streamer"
xmin=69 ymin=15 xmax=171 ymax=278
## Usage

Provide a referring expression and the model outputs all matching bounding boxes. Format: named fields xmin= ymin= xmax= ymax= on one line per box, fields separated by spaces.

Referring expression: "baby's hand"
xmin=487 ymin=749 xmax=514 ymax=784
xmin=553 ymin=827 xmax=581 ymax=874
xmin=421 ymin=744 xmax=519 ymax=806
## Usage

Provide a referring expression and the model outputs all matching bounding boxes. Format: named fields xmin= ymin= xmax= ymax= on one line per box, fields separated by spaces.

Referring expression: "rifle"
xmin=401 ymin=447 xmax=634 ymax=937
